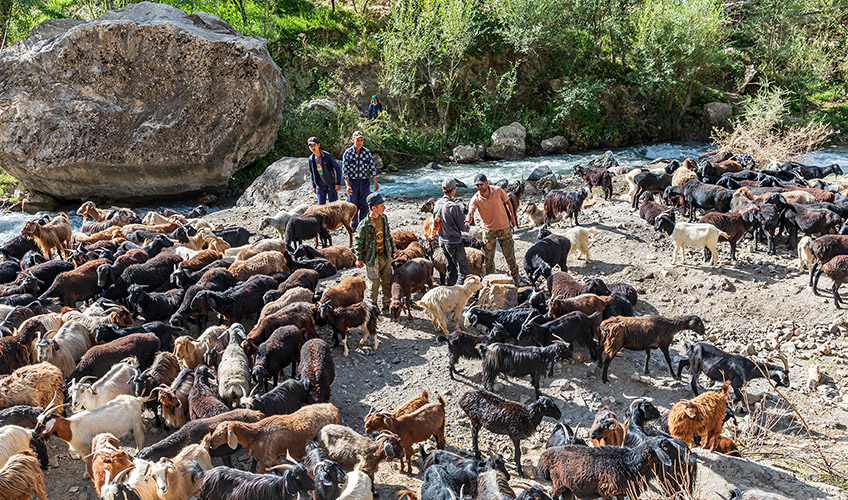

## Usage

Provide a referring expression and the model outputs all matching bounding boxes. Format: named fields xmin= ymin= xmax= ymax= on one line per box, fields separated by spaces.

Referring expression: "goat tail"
xmin=398 ymin=490 xmax=418 ymax=500
xmin=675 ymin=359 xmax=690 ymax=379
xmin=418 ymin=445 xmax=429 ymax=465
xmin=414 ymin=300 xmax=427 ymax=309
xmin=436 ymin=394 xmax=445 ymax=407
xmin=58 ymin=212 xmax=69 ymax=220
xmin=720 ymin=381 xmax=731 ymax=399
xmin=719 ymin=231 xmax=730 ymax=239
xmin=436 ymin=335 xmax=449 ymax=343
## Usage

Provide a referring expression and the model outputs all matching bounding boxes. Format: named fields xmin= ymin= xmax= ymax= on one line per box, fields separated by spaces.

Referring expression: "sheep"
xmin=430 ymin=246 xmax=487 ymax=285
xmin=0 ymin=301 xmax=40 ymax=337
xmin=637 ymin=192 xmax=675 ymax=227
xmin=128 ymin=284 xmax=185 ymax=323
xmin=436 ymin=326 xmax=508 ymax=379
xmin=235 ymin=239 xmax=286 ymax=262
xmin=464 ymin=307 xmax=537 ymax=339
xmin=0 ymin=258 xmax=21 ymax=285
xmin=260 ymin=286 xmax=313 ymax=320
xmin=562 ymin=226 xmax=598 ymax=262
xmin=663 ymin=179 xmax=733 ymax=221
xmin=305 ymin=201 xmax=359 ymax=246
xmin=263 ymin=268 xmax=321 ymax=303
xmin=178 ymin=249 xmax=222 ymax=272
xmin=298 ymin=338 xmax=335 ymax=404
xmin=259 ymin=205 xmax=310 ymax=239
xmin=672 ymin=165 xmax=698 ymax=186
xmin=0 ymin=274 xmax=41 ymax=298
xmin=149 ymin=442 xmax=213 ymax=500
xmin=420 ymin=448 xmax=510 ymax=498
xmin=196 ymin=462 xmax=315 ymax=500
xmin=0 ymin=406 xmax=44 ymax=428
xmin=667 ymin=382 xmax=730 ymax=450
xmin=21 ymin=212 xmax=72 ymax=259
xmin=208 ymin=403 xmax=339 ymax=472
xmin=631 ymin=170 xmax=672 ymax=209
xmin=698 ymin=211 xmax=758 ymax=261
xmin=138 ymin=408 xmax=263 ymax=461
xmin=38 ymin=257 xmax=108 ymax=306
xmin=286 ymin=254 xmax=338 ymax=278
xmin=574 ymin=166 xmax=613 ymax=199
xmin=518 ymin=311 xmax=601 ymax=356
xmin=243 ymin=302 xmax=318 ymax=357
xmin=459 ymin=390 xmax=561 ymax=477
xmin=172 ymin=326 xmax=229 ymax=369
xmin=318 ymin=301 xmax=379 ymax=357
xmin=543 ymin=188 xmax=589 ymax=226
xmin=169 ymin=268 xmax=237 ymax=329
xmin=97 ymin=249 xmax=149 ymax=289
xmin=0 ymin=424 xmax=47 ymax=470
xmin=0 ymin=362 xmax=64 ymax=411
xmin=114 ymin=234 xmax=173 ymax=259
xmin=792 ymin=163 xmax=843 ymax=179
xmin=536 ymin=437 xmax=675 ymax=500
xmin=808 ymin=235 xmax=848 ymax=292
xmin=588 ymin=407 xmax=624 ymax=446
xmin=286 ymin=213 xmax=332 ymax=251
xmin=240 ymin=377 xmax=310 ymax=416
xmin=0 ymin=326 xmax=35 ymax=375
xmin=251 ymin=325 xmax=305 ymax=391
xmin=65 ymin=332 xmax=159 ymax=382
xmin=68 ymin=358 xmax=138 ymax=410
xmin=546 ymin=272 xmax=609 ymax=299
xmin=211 ymin=324 xmax=250 ymax=408
xmin=599 ymin=314 xmax=704 ymax=383
xmin=312 ymin=245 xmax=357 ymax=269
xmin=417 ymin=275 xmax=484 ymax=335
xmin=364 ymin=390 xmax=432 ymax=434
xmin=101 ymin=252 xmax=183 ymax=300
xmin=524 ymin=231 xmax=570 ymax=282
xmin=86 ymin=433 xmax=133 ymax=497
xmin=391 ymin=230 xmax=419 ymax=251
xmin=390 ymin=258 xmax=434 ymax=322
xmin=192 ymin=274 xmax=281 ymax=324
xmin=158 ymin=368 xmax=195 ymax=429
xmin=820 ymin=254 xmax=848 ymax=308
xmin=392 ymin=241 xmax=428 ymax=269
xmin=357 ymin=395 xmax=445 ymax=474
xmin=133 ymin=351 xmax=180 ymax=427
xmin=60 ymin=304 xmax=133 ymax=336
xmin=765 ymin=193 xmax=841 ymax=248
xmin=479 ymin=342 xmax=572 ymax=398
xmin=228 ymin=251 xmax=288 ymax=281
xmin=93 ymin=321 xmax=179 ymax=352
xmin=33 ymin=393 xmax=146 ymax=458
xmin=0 ymin=235 xmax=38 ymax=261
xmin=654 ymin=213 xmax=729 ymax=266
xmin=0 ymin=449 xmax=47 ymax=500
xmin=317 ymin=424 xmax=404 ymax=481
xmin=189 ymin=365 xmax=229 ymax=420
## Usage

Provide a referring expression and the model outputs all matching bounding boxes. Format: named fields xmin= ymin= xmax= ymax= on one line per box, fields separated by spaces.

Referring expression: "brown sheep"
xmin=319 ymin=276 xmax=366 ymax=309
xmin=391 ymin=230 xmax=419 ymax=251
xmin=432 ymin=247 xmax=485 ymax=285
xmin=391 ymin=241 xmax=427 ymax=269
xmin=235 ymin=239 xmax=286 ymax=262
xmin=0 ymin=362 xmax=64 ymax=411
xmin=228 ymin=251 xmax=288 ymax=281
xmin=706 ymin=435 xmax=742 ymax=457
xmin=242 ymin=302 xmax=318 ymax=357
xmin=667 ymin=382 xmax=730 ymax=450
xmin=21 ymin=213 xmax=73 ymax=259
xmin=318 ymin=246 xmax=357 ymax=269
xmin=547 ymin=293 xmax=615 ymax=319
xmin=178 ymin=249 xmax=223 ymax=272
xmin=698 ymin=211 xmax=757 ymax=261
xmin=305 ymin=201 xmax=358 ymax=246
xmin=0 ymin=449 xmax=47 ymax=500
xmin=260 ymin=287 xmax=314 ymax=320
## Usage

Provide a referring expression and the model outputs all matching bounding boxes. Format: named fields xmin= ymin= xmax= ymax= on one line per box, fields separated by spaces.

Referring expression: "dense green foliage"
xmin=3 ymin=0 xmax=847 ymax=170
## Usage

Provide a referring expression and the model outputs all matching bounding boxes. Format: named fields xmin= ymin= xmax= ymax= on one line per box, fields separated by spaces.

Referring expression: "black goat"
xmin=286 ymin=213 xmax=331 ymax=252
xmin=302 ymin=441 xmax=346 ymax=500
xmin=793 ymin=163 xmax=843 ymax=180
xmin=766 ymin=193 xmax=841 ymax=248
xmin=543 ymin=188 xmax=589 ymax=226
xmin=0 ymin=235 xmax=38 ymax=261
xmin=128 ymin=284 xmax=185 ymax=323
xmin=663 ymin=179 xmax=732 ymax=221
xmin=93 ymin=321 xmax=180 ymax=351
xmin=523 ymin=232 xmax=570 ymax=282
xmin=436 ymin=324 xmax=509 ymax=379
xmin=213 ymin=227 xmax=254 ymax=247
xmin=252 ymin=325 xmax=305 ymax=392
xmin=101 ymin=252 xmax=183 ymax=300
xmin=191 ymin=274 xmax=280 ymax=324
xmin=114 ymin=234 xmax=173 ymax=259
xmin=465 ymin=307 xmax=536 ymax=337
xmin=545 ymin=422 xmax=587 ymax=448
xmin=420 ymin=448 xmax=510 ymax=498
xmin=519 ymin=311 xmax=601 ymax=358
xmin=479 ymin=342 xmax=571 ymax=399
xmin=196 ymin=462 xmax=314 ymax=500
xmin=169 ymin=267 xmax=238 ymax=329
xmin=0 ymin=259 xmax=21 ymax=284
xmin=241 ymin=378 xmax=310 ymax=416
xmin=632 ymin=171 xmax=672 ymax=209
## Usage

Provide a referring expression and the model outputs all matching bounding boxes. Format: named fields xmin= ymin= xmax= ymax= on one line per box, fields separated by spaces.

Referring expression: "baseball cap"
xmin=352 ymin=130 xmax=364 ymax=139
xmin=442 ymin=178 xmax=457 ymax=191
xmin=367 ymin=192 xmax=385 ymax=206
xmin=307 ymin=137 xmax=319 ymax=145
xmin=473 ymin=173 xmax=487 ymax=185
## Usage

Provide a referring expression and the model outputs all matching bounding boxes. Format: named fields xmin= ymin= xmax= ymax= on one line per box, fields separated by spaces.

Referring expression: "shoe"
xmin=513 ymin=276 xmax=521 ymax=287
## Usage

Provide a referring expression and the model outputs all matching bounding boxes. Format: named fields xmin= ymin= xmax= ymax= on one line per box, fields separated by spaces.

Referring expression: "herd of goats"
xmin=0 ymin=150 xmax=842 ymax=500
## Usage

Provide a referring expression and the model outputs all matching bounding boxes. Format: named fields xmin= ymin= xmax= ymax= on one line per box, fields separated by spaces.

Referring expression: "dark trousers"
xmin=348 ymin=179 xmax=371 ymax=229
xmin=442 ymin=242 xmax=470 ymax=286
xmin=316 ymin=185 xmax=338 ymax=205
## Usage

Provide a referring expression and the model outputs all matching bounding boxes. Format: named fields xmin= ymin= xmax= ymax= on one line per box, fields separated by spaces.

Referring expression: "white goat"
xmin=150 ymin=443 xmax=212 ymax=500
xmin=35 ymin=320 xmax=91 ymax=377
xmin=798 ymin=236 xmax=814 ymax=270
xmin=337 ymin=462 xmax=373 ymax=500
xmin=0 ymin=425 xmax=35 ymax=469
xmin=625 ymin=167 xmax=666 ymax=203
xmin=416 ymin=276 xmax=484 ymax=335
xmin=69 ymin=358 xmax=138 ymax=410
xmin=216 ymin=324 xmax=250 ymax=407
xmin=172 ymin=326 xmax=229 ymax=369
xmin=34 ymin=394 xmax=146 ymax=458
xmin=655 ymin=215 xmax=729 ymax=266
xmin=259 ymin=204 xmax=310 ymax=238
xmin=563 ymin=226 xmax=598 ymax=262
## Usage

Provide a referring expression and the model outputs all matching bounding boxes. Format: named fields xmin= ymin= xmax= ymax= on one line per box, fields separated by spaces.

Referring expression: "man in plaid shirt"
xmin=342 ymin=130 xmax=379 ymax=229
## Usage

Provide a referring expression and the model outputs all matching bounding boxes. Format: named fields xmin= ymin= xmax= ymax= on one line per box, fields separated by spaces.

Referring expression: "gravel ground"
xmin=41 ymin=177 xmax=848 ymax=499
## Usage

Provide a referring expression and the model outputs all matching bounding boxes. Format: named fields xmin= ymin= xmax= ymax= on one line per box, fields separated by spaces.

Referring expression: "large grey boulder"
xmin=541 ymin=136 xmax=568 ymax=154
xmin=487 ymin=122 xmax=526 ymax=160
xmin=527 ymin=165 xmax=553 ymax=182
xmin=453 ymin=145 xmax=486 ymax=164
xmin=237 ymin=157 xmax=312 ymax=212
xmin=587 ymin=150 xmax=619 ymax=170
xmin=0 ymin=2 xmax=287 ymax=200
xmin=704 ymin=102 xmax=734 ymax=127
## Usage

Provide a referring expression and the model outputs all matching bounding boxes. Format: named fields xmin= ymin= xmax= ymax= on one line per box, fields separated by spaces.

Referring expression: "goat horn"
xmin=522 ymin=314 xmax=540 ymax=327
xmin=103 ymin=469 xmax=111 ymax=486
xmin=78 ymin=376 xmax=97 ymax=384
xmin=112 ymin=466 xmax=134 ymax=485
xmin=40 ymin=392 xmax=60 ymax=416
xmin=551 ymin=333 xmax=566 ymax=344
xmin=247 ymin=384 xmax=259 ymax=399
xmin=774 ymin=350 xmax=790 ymax=371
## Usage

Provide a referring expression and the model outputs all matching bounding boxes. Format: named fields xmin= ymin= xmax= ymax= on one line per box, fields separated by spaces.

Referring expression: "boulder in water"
xmin=541 ymin=136 xmax=569 ymax=154
xmin=453 ymin=145 xmax=486 ymax=164
xmin=587 ymin=150 xmax=619 ymax=170
xmin=527 ymin=165 xmax=553 ymax=182
xmin=0 ymin=2 xmax=287 ymax=200
xmin=487 ymin=122 xmax=526 ymax=160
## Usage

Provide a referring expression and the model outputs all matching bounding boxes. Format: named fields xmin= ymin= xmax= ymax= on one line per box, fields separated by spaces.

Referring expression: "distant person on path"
xmin=307 ymin=136 xmax=343 ymax=205
xmin=354 ymin=192 xmax=395 ymax=312
xmin=368 ymin=95 xmax=383 ymax=119
xmin=343 ymin=130 xmax=379 ymax=229
xmin=465 ymin=173 xmax=519 ymax=285
xmin=433 ymin=178 xmax=470 ymax=286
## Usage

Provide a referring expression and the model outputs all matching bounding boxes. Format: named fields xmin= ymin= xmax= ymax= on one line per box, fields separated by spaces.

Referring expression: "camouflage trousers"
xmin=482 ymin=227 xmax=519 ymax=278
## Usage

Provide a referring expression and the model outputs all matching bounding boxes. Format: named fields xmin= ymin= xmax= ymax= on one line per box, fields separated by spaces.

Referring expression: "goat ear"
xmin=684 ymin=407 xmax=697 ymax=419
xmin=383 ymin=441 xmax=395 ymax=459
xmin=227 ymin=427 xmax=238 ymax=449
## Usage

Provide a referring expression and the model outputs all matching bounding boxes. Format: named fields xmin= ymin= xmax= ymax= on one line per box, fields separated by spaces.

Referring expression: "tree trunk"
xmin=1 ymin=0 xmax=13 ymax=52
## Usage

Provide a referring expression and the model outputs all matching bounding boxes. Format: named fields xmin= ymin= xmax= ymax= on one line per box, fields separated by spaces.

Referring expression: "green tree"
xmin=378 ymin=0 xmax=478 ymax=144
xmin=630 ymin=0 xmax=726 ymax=127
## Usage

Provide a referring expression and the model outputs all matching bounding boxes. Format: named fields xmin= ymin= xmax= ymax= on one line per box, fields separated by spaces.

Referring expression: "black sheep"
xmin=114 ymin=234 xmax=173 ymax=259
xmin=792 ymin=163 xmax=843 ymax=180
xmin=18 ymin=259 xmax=74 ymax=293
xmin=632 ymin=171 xmax=672 ymax=209
xmin=191 ymin=274 xmax=280 ymax=324
xmin=213 ymin=227 xmax=254 ymax=247
xmin=169 ymin=268 xmax=238 ymax=329
xmin=242 ymin=378 xmax=310 ymax=416
xmin=0 ymin=235 xmax=38 ymax=261
xmin=298 ymin=338 xmax=334 ymax=404
xmin=101 ymin=252 xmax=183 ymax=300
xmin=523 ymin=231 xmax=570 ymax=282
xmin=0 ymin=259 xmax=21 ymax=284
xmin=252 ymin=325 xmax=305 ymax=392
xmin=128 ymin=284 xmax=186 ymax=323
xmin=285 ymin=213 xmax=331 ymax=252
xmin=67 ymin=333 xmax=161 ymax=382
xmin=93 ymin=321 xmax=180 ymax=351
xmin=663 ymin=179 xmax=732 ymax=221
xmin=196 ymin=463 xmax=314 ymax=500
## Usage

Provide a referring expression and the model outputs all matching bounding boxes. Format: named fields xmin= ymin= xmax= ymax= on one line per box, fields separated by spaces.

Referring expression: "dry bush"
xmin=711 ymin=87 xmax=835 ymax=165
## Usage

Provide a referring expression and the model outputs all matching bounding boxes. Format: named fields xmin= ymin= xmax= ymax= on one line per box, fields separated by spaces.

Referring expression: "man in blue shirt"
xmin=342 ymin=130 xmax=379 ymax=229
xmin=307 ymin=137 xmax=343 ymax=205
xmin=433 ymin=178 xmax=470 ymax=286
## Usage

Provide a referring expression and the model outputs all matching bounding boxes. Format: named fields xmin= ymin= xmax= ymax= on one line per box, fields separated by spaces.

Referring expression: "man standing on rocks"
xmin=433 ymin=178 xmax=470 ymax=286
xmin=343 ymin=130 xmax=379 ymax=229
xmin=307 ymin=137 xmax=343 ymax=205
xmin=354 ymin=192 xmax=395 ymax=313
xmin=465 ymin=173 xmax=520 ymax=285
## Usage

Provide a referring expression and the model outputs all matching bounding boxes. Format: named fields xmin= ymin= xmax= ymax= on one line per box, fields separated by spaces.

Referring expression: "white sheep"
xmin=35 ymin=320 xmax=91 ymax=377
xmin=68 ymin=358 xmax=138 ymax=410
xmin=416 ymin=275 xmax=484 ymax=335
xmin=563 ymin=226 xmax=598 ymax=262
xmin=671 ymin=166 xmax=698 ymax=187
xmin=0 ymin=425 xmax=35 ymax=469
xmin=259 ymin=286 xmax=314 ymax=321
xmin=259 ymin=204 xmax=310 ymax=239
xmin=798 ymin=236 xmax=814 ymax=270
xmin=655 ymin=214 xmax=729 ymax=266
xmin=337 ymin=462 xmax=373 ymax=500
xmin=217 ymin=324 xmax=250 ymax=408
xmin=149 ymin=443 xmax=212 ymax=500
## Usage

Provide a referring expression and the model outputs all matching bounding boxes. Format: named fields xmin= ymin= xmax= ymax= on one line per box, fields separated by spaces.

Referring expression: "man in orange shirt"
xmin=465 ymin=174 xmax=520 ymax=285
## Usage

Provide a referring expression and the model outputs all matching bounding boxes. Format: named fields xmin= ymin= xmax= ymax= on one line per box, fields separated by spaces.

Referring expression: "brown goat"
xmin=364 ymin=390 xmax=431 ymax=434
xmin=305 ymin=201 xmax=358 ymax=246
xmin=320 ymin=276 xmax=366 ymax=309
xmin=390 ymin=258 xmax=434 ymax=322
xmin=208 ymin=403 xmax=339 ymax=473
xmin=85 ymin=433 xmax=133 ymax=497
xmin=363 ymin=394 xmax=446 ymax=474
xmin=547 ymin=293 xmax=615 ymax=319
xmin=588 ymin=407 xmax=624 ymax=446
xmin=178 ymin=250 xmax=223 ymax=272
xmin=667 ymin=382 xmax=730 ymax=450
xmin=77 ymin=201 xmax=111 ymax=223
xmin=120 ymin=222 xmax=180 ymax=238
xmin=705 ymin=434 xmax=742 ymax=457
xmin=21 ymin=213 xmax=72 ymax=259
xmin=0 ymin=449 xmax=47 ymax=500
xmin=391 ymin=230 xmax=419 ymax=251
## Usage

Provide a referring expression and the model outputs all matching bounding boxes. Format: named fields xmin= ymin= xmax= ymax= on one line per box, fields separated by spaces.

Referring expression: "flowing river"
xmin=2 ymin=140 xmax=848 ymax=243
